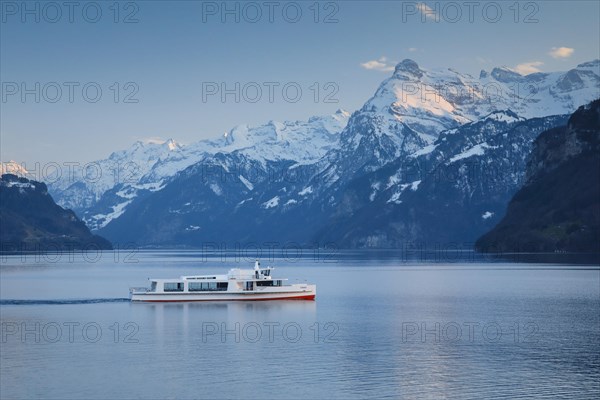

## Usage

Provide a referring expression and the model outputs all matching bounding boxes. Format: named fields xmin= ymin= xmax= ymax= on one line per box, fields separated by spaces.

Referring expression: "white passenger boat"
xmin=129 ymin=261 xmax=316 ymax=302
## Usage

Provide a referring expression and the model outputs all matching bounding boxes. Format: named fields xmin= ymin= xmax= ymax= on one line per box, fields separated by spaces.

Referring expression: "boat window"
xmin=189 ymin=282 xmax=228 ymax=291
xmin=164 ymin=282 xmax=184 ymax=292
xmin=256 ymin=281 xmax=274 ymax=286
xmin=150 ymin=282 xmax=157 ymax=292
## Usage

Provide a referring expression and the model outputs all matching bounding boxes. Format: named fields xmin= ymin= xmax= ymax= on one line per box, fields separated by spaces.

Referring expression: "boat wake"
xmin=0 ymin=298 xmax=130 ymax=305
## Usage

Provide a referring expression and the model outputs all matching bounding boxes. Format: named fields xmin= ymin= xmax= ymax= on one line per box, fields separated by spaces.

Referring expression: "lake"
xmin=1 ymin=250 xmax=599 ymax=399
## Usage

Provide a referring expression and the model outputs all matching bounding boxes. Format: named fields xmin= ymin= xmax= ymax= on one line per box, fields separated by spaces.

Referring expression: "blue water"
xmin=1 ymin=251 xmax=599 ymax=399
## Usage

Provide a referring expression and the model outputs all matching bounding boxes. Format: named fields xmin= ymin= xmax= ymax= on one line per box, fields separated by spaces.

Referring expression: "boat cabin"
xmin=145 ymin=261 xmax=285 ymax=294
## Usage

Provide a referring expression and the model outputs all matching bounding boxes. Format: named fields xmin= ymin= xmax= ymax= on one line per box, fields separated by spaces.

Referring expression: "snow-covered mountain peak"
xmin=47 ymin=110 xmax=350 ymax=217
xmin=354 ymin=61 xmax=474 ymax=144
xmin=307 ymin=109 xmax=351 ymax=133
xmin=163 ymin=138 xmax=181 ymax=151
xmin=220 ymin=111 xmax=349 ymax=163
xmin=108 ymin=138 xmax=183 ymax=162
xmin=384 ymin=59 xmax=597 ymax=122
xmin=0 ymin=160 xmax=31 ymax=178
xmin=490 ymin=66 xmax=522 ymax=82
xmin=334 ymin=108 xmax=350 ymax=117
xmin=314 ymin=108 xmax=351 ymax=126
xmin=576 ymin=59 xmax=600 ymax=70
xmin=393 ymin=59 xmax=423 ymax=78
xmin=336 ymin=59 xmax=598 ymax=174
xmin=41 ymin=59 xmax=599 ymax=233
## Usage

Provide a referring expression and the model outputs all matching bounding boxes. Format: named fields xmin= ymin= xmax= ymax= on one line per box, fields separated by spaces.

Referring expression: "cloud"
xmin=416 ymin=3 xmax=438 ymax=20
xmin=139 ymin=136 xmax=167 ymax=144
xmin=549 ymin=47 xmax=574 ymax=59
xmin=360 ymin=56 xmax=395 ymax=72
xmin=513 ymin=61 xmax=544 ymax=75
xmin=408 ymin=47 xmax=418 ymax=52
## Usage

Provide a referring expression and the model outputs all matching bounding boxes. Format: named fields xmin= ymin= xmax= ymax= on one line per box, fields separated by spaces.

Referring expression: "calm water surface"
xmin=1 ymin=251 xmax=599 ymax=399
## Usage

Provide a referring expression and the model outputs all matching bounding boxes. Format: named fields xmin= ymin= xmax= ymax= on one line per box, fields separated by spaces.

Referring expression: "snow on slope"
xmin=448 ymin=143 xmax=496 ymax=163
xmin=23 ymin=59 xmax=599 ymax=232
xmin=47 ymin=109 xmax=350 ymax=215
xmin=220 ymin=109 xmax=350 ymax=164
xmin=354 ymin=58 xmax=599 ymax=146
xmin=0 ymin=161 xmax=32 ymax=178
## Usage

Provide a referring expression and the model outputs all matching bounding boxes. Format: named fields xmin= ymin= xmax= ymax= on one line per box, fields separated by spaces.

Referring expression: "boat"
xmin=129 ymin=260 xmax=316 ymax=302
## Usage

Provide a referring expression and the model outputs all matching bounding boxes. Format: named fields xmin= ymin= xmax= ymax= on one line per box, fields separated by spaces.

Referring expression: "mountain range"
xmin=4 ymin=59 xmax=599 ymax=248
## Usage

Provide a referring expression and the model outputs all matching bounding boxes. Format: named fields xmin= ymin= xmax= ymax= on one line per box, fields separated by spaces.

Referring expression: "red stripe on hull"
xmin=133 ymin=294 xmax=316 ymax=303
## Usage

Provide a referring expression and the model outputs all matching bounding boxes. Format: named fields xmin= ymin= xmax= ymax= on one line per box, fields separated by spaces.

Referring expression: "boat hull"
xmin=130 ymin=287 xmax=316 ymax=302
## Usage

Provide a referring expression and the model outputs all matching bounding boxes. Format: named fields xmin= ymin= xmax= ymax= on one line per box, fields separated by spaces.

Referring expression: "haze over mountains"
xmin=3 ymin=59 xmax=599 ymax=248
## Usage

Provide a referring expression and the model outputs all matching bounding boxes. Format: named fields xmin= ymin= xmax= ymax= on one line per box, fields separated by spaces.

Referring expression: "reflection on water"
xmin=1 ymin=251 xmax=599 ymax=399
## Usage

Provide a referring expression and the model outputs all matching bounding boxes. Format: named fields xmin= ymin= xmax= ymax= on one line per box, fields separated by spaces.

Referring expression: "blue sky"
xmin=1 ymin=0 xmax=599 ymax=165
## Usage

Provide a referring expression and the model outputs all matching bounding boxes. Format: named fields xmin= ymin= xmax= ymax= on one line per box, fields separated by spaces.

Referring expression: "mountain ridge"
xmin=0 ymin=174 xmax=112 ymax=251
xmin=3 ymin=59 xmax=598 ymax=248
xmin=81 ymin=59 xmax=600 ymax=246
xmin=476 ymin=99 xmax=600 ymax=253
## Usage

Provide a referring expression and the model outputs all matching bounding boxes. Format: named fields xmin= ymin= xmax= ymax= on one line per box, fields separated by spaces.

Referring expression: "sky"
xmin=1 ymin=0 xmax=599 ymax=166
